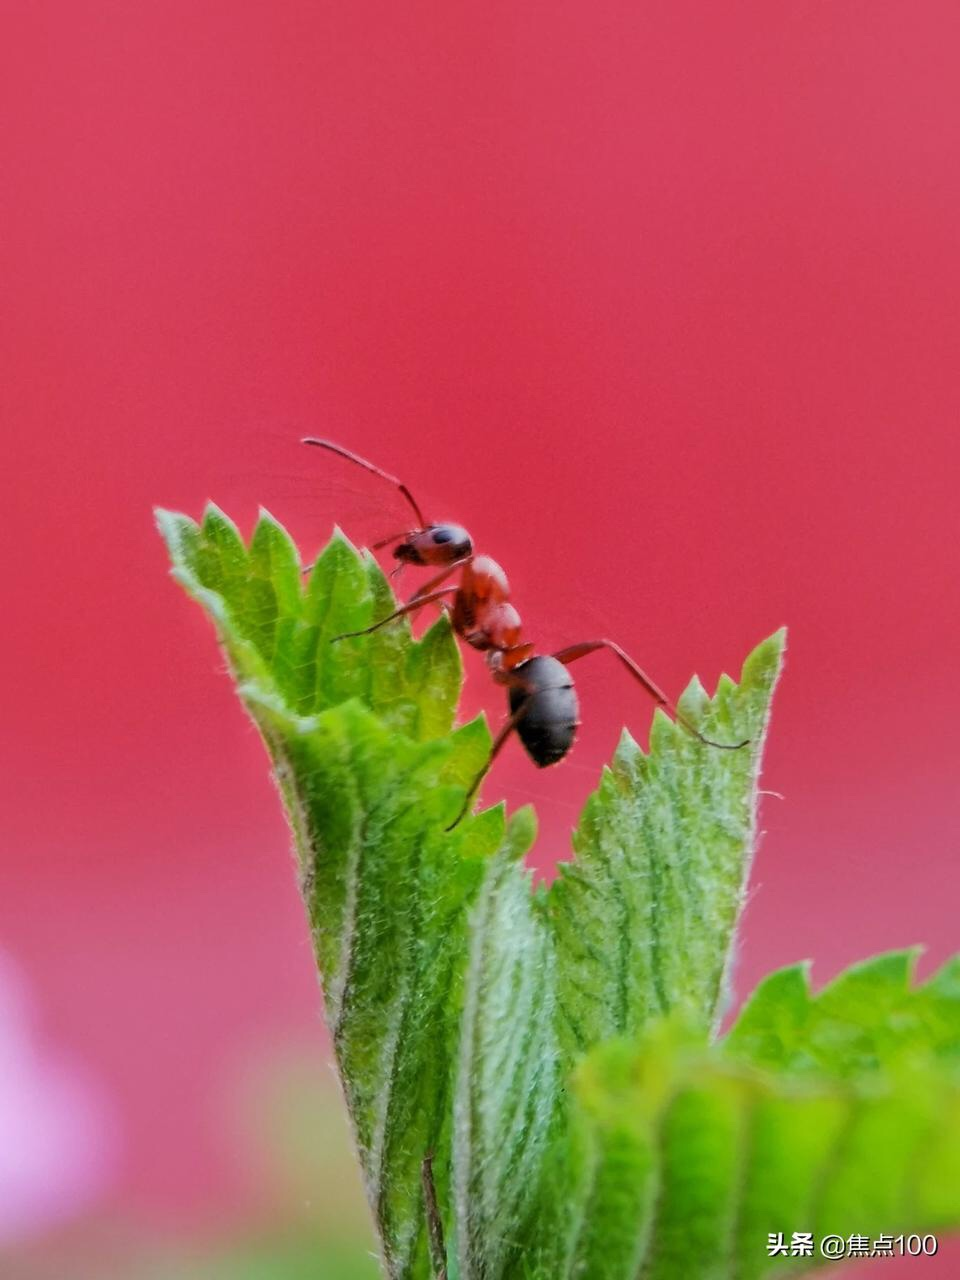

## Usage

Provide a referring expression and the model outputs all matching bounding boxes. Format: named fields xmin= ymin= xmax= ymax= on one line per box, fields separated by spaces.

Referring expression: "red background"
xmin=3 ymin=1 xmax=959 ymax=1272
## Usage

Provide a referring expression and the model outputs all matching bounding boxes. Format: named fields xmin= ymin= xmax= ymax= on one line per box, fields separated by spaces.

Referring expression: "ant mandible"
xmin=302 ymin=438 xmax=748 ymax=830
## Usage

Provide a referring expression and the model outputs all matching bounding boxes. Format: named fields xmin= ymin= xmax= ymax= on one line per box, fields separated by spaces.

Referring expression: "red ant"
xmin=302 ymin=438 xmax=748 ymax=829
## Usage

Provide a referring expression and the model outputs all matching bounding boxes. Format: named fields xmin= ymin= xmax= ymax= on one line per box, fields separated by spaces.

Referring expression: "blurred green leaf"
xmin=559 ymin=961 xmax=960 ymax=1280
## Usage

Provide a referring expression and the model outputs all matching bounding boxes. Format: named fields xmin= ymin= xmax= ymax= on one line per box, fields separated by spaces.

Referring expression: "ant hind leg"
xmin=552 ymin=639 xmax=748 ymax=750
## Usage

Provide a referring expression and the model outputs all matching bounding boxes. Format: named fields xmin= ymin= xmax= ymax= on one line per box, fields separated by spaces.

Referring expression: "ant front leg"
xmin=332 ymin=554 xmax=472 ymax=640
xmin=401 ymin=554 xmax=472 ymax=623
xmin=332 ymin=586 xmax=459 ymax=641
xmin=552 ymin=639 xmax=749 ymax=750
xmin=408 ymin=555 xmax=472 ymax=605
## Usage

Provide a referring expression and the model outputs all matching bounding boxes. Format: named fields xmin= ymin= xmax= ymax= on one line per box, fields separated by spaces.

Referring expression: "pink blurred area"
xmin=0 ymin=953 xmax=118 ymax=1242
xmin=2 ymin=0 xmax=959 ymax=1273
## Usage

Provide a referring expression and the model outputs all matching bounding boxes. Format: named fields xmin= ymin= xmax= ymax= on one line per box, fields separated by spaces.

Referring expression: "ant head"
xmin=394 ymin=523 xmax=473 ymax=566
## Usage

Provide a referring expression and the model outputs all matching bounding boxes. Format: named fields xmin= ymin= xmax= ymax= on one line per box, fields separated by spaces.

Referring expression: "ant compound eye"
xmin=430 ymin=524 xmax=472 ymax=556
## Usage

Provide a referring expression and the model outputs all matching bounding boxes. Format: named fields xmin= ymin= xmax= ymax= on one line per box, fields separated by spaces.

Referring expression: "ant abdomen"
xmin=508 ymin=656 xmax=580 ymax=768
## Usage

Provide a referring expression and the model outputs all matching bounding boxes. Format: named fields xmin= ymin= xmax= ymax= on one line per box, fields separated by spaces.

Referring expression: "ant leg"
xmin=332 ymin=586 xmax=459 ymax=642
xmin=445 ymin=704 xmax=528 ymax=831
xmin=302 ymin=438 xmax=427 ymax=526
xmin=386 ymin=554 xmax=473 ymax=624
xmin=410 ymin=555 xmax=472 ymax=601
xmin=332 ymin=553 xmax=471 ymax=636
xmin=404 ymin=555 xmax=472 ymax=621
xmin=552 ymin=640 xmax=749 ymax=750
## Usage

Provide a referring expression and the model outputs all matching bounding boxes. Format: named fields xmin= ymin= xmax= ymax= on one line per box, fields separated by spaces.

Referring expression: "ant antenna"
xmin=301 ymin=438 xmax=426 ymax=527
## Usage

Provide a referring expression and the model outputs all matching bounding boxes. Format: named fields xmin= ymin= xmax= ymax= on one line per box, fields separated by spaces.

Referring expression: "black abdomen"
xmin=508 ymin=656 xmax=580 ymax=768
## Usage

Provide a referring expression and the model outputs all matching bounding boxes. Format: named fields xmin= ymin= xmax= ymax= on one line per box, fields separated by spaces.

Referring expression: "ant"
xmin=302 ymin=438 xmax=748 ymax=829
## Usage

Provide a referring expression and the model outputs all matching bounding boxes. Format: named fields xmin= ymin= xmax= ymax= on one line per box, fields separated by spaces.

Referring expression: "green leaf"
xmin=726 ymin=949 xmax=960 ymax=1078
xmin=160 ymin=505 xmax=959 ymax=1280
xmin=561 ymin=969 xmax=960 ymax=1279
xmin=160 ymin=508 xmax=494 ymax=1278
xmin=452 ymin=812 xmax=561 ymax=1280
xmin=549 ymin=631 xmax=785 ymax=1058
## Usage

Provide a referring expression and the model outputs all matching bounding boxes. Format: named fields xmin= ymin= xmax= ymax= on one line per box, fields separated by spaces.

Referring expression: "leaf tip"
xmin=815 ymin=947 xmax=923 ymax=1006
xmin=742 ymin=627 xmax=788 ymax=684
xmin=613 ymin=725 xmax=641 ymax=765
xmin=255 ymin=502 xmax=281 ymax=526
xmin=504 ymin=804 xmax=538 ymax=860
xmin=155 ymin=508 xmax=203 ymax=585
xmin=201 ymin=498 xmax=230 ymax=523
xmin=154 ymin=505 xmax=192 ymax=539
xmin=649 ymin=706 xmax=680 ymax=752
xmin=924 ymin=952 xmax=960 ymax=998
